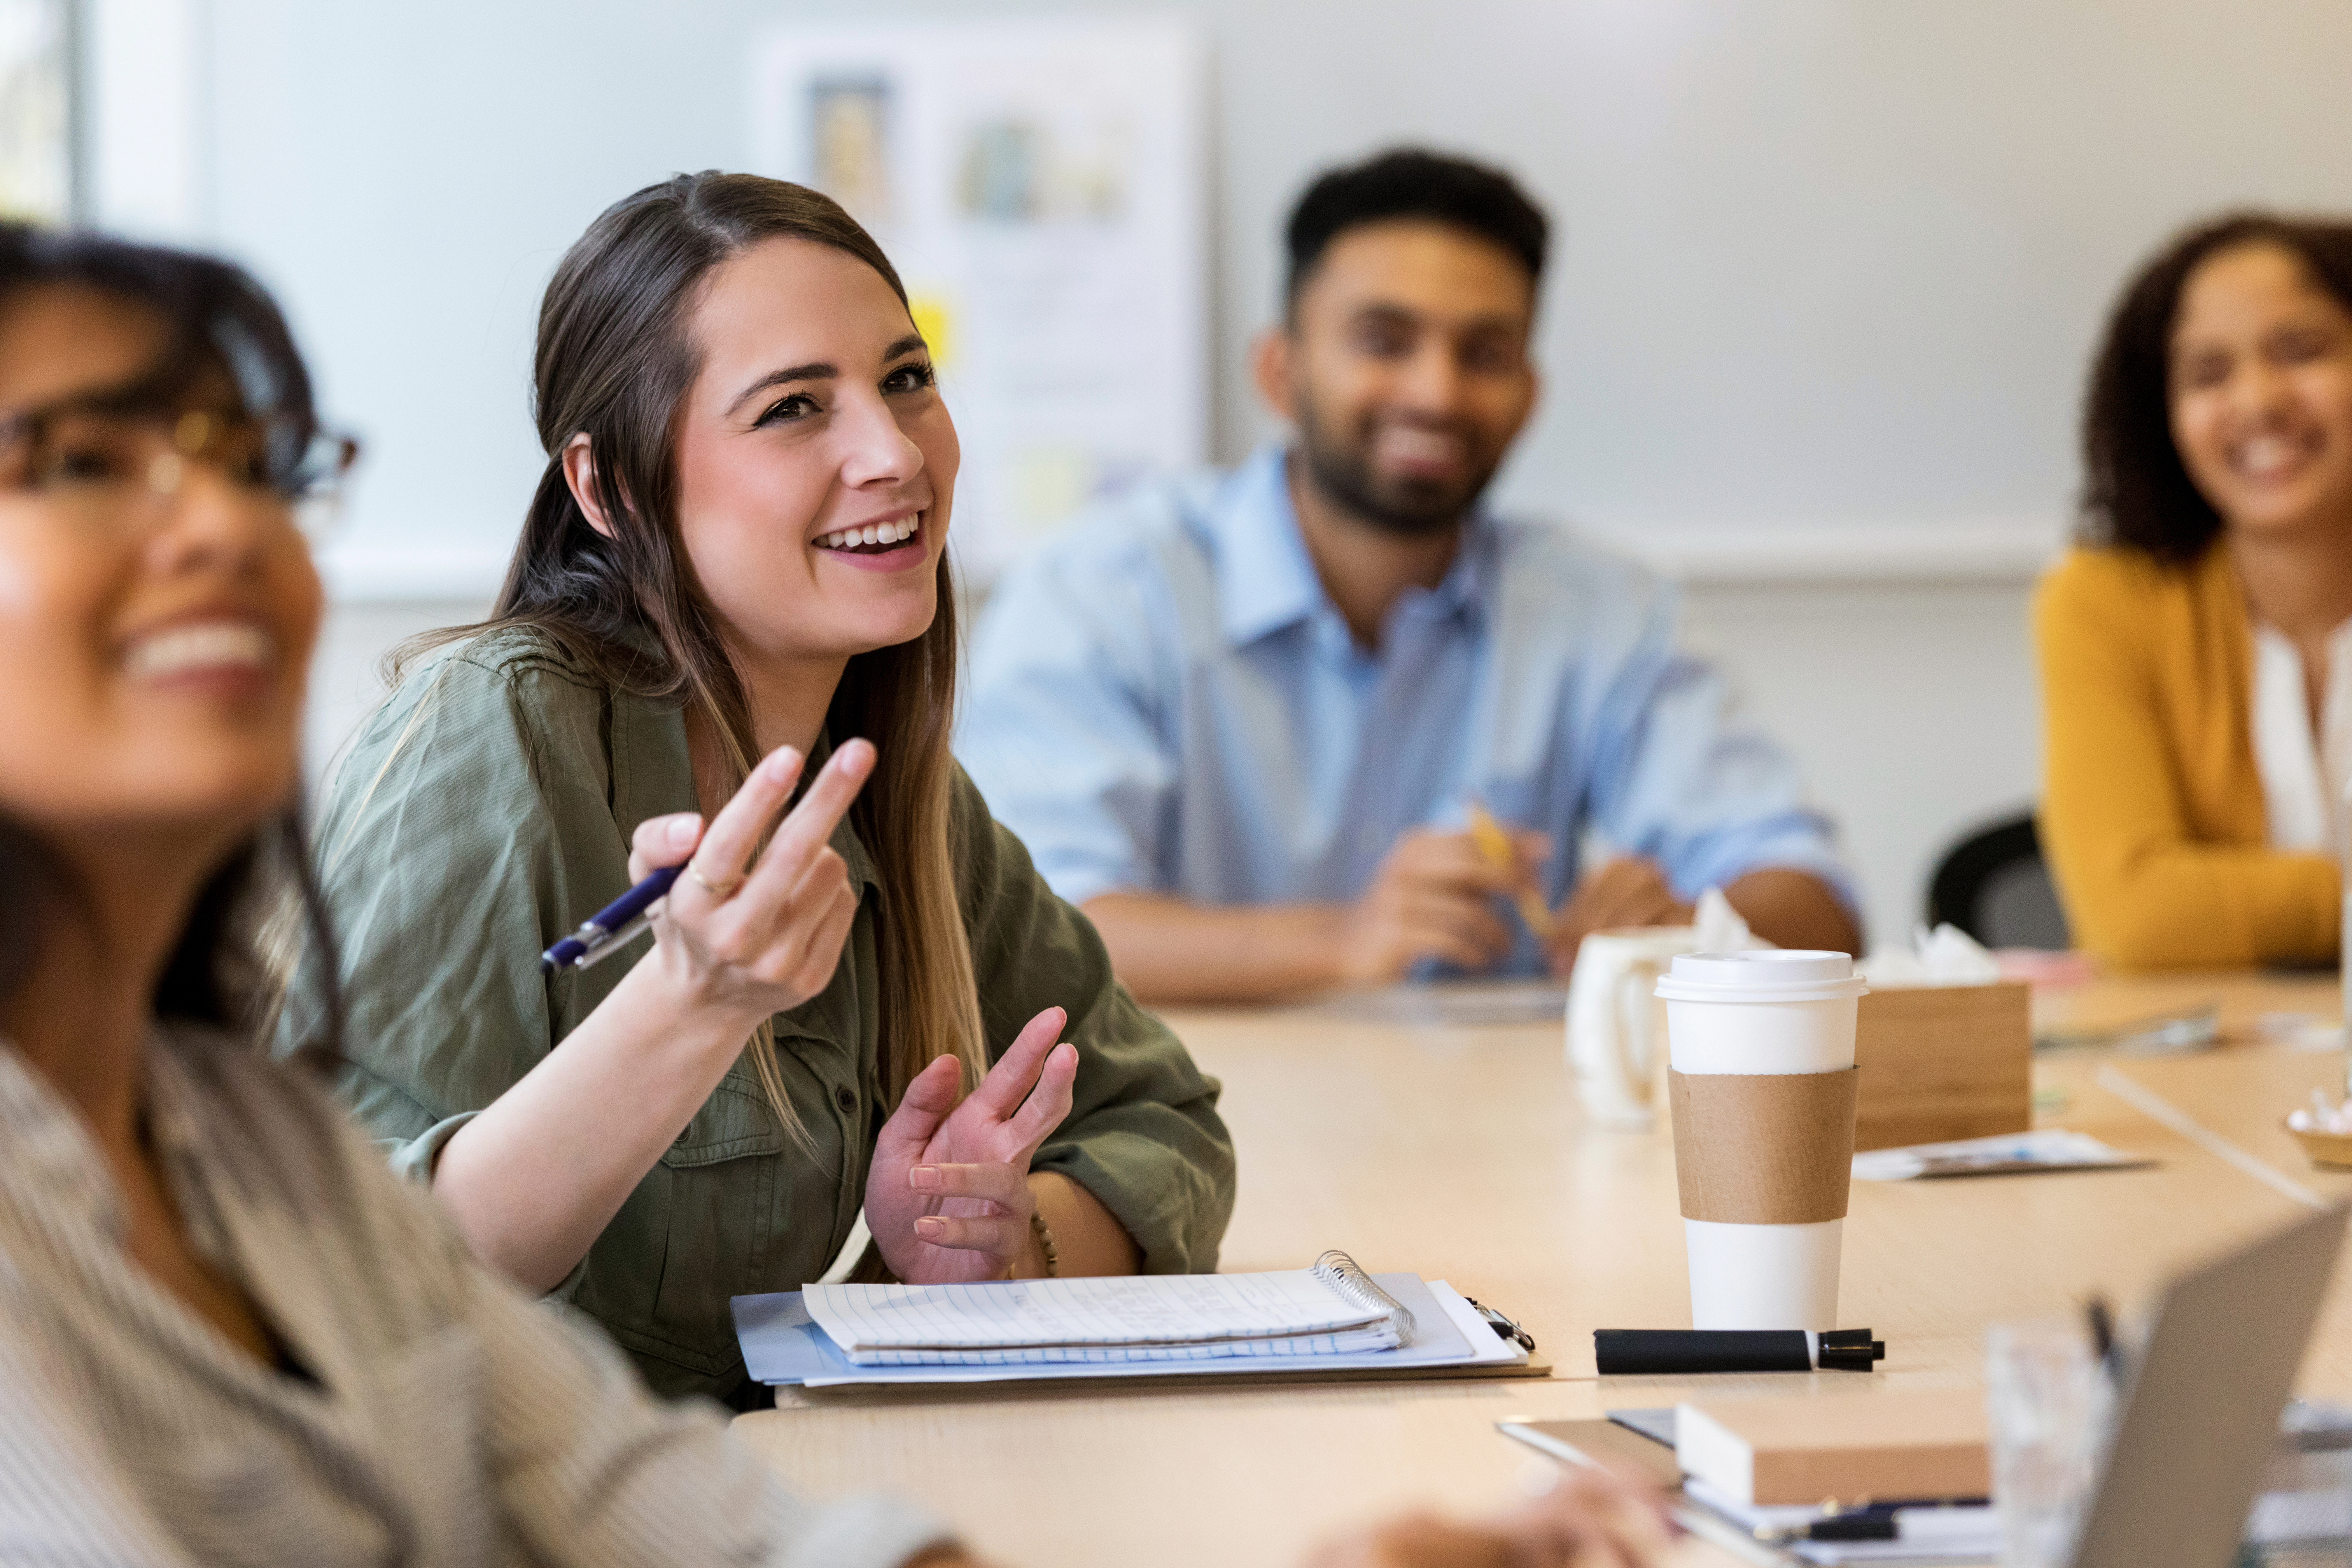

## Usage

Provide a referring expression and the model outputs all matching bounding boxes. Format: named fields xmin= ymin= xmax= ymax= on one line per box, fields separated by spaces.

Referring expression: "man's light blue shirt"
xmin=957 ymin=444 xmax=1855 ymax=973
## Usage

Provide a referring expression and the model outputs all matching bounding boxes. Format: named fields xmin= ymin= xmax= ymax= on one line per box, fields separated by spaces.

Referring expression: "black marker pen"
xmin=1592 ymin=1327 xmax=1885 ymax=1375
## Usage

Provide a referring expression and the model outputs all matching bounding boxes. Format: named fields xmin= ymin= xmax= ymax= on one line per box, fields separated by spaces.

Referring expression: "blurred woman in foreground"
xmin=0 ymin=222 xmax=1666 ymax=1567
xmin=2038 ymin=215 xmax=2352 ymax=970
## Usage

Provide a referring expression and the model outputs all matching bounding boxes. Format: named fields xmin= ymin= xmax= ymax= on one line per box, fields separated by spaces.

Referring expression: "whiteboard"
xmin=101 ymin=0 xmax=2352 ymax=597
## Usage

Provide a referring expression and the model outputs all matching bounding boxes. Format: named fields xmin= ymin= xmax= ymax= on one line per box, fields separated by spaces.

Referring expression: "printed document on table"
xmin=1851 ymin=1129 xmax=2151 ymax=1182
xmin=1681 ymin=1479 xmax=1999 ymax=1565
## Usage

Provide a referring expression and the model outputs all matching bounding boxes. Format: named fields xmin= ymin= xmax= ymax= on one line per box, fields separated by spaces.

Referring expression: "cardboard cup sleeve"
xmin=1668 ymin=1067 xmax=1859 ymax=1225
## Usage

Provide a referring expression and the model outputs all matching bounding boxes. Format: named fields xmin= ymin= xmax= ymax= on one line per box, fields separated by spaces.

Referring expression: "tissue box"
xmin=1852 ymin=982 xmax=2031 ymax=1152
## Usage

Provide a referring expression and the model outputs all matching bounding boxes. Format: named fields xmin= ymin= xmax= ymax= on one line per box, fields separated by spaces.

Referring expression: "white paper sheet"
xmin=1851 ymin=1129 xmax=2152 ymax=1182
xmin=1681 ymin=1479 xmax=1999 ymax=1564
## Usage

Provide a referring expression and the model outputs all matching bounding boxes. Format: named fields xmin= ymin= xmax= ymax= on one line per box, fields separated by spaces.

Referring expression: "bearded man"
xmin=957 ymin=148 xmax=1859 ymax=1003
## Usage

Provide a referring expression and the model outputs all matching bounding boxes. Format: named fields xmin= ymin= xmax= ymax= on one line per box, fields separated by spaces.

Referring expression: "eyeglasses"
xmin=0 ymin=389 xmax=361 ymax=541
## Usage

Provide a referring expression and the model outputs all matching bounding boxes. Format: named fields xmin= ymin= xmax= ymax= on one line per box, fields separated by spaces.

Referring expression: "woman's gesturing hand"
xmin=866 ymin=1007 xmax=1080 ymax=1283
xmin=626 ymin=739 xmax=874 ymax=1027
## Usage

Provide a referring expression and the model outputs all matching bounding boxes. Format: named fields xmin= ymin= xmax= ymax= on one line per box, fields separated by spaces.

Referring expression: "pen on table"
xmin=540 ymin=864 xmax=685 ymax=974
xmin=1592 ymin=1327 xmax=1886 ymax=1375
xmin=2086 ymin=1292 xmax=2124 ymax=1386
xmin=1465 ymin=798 xmax=1557 ymax=942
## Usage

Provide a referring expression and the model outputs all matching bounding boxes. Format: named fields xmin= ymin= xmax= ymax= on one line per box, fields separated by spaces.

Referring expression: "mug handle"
xmin=1613 ymin=959 xmax=1661 ymax=1107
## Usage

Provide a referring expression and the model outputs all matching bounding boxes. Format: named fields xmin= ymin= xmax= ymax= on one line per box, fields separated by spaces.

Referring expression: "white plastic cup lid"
xmin=1654 ymin=949 xmax=1868 ymax=1003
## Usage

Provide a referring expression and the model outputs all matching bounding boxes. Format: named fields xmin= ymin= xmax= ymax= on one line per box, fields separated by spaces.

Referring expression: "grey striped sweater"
xmin=0 ymin=1026 xmax=943 ymax=1568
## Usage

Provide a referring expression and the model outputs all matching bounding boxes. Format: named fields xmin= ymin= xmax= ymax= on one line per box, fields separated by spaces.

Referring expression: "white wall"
xmin=1679 ymin=576 xmax=2041 ymax=935
xmin=88 ymin=0 xmax=2352 ymax=936
xmin=105 ymin=0 xmax=2352 ymax=587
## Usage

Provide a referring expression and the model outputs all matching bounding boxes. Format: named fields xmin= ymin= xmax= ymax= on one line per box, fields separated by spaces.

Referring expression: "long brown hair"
xmin=394 ymin=172 xmax=983 ymax=1142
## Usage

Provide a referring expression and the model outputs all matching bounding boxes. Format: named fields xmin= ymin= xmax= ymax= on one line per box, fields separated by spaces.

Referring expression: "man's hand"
xmin=1307 ymin=1466 xmax=1674 ymax=1568
xmin=1543 ymin=856 xmax=1693 ymax=977
xmin=1336 ymin=827 xmax=1550 ymax=983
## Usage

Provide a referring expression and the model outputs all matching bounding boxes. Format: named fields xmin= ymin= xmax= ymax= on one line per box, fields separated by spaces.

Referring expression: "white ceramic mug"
xmin=1565 ymin=926 xmax=1701 ymax=1129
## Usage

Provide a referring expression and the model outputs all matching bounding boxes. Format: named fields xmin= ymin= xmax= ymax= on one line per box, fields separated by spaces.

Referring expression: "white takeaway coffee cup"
xmin=1656 ymin=950 xmax=1868 ymax=1331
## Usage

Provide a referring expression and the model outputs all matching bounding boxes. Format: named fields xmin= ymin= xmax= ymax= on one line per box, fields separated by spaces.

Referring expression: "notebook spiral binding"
xmin=1312 ymin=1249 xmax=1418 ymax=1348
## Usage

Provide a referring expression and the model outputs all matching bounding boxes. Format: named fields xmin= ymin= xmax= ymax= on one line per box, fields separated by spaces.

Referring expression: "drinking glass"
xmin=1985 ymin=1317 xmax=2115 ymax=1568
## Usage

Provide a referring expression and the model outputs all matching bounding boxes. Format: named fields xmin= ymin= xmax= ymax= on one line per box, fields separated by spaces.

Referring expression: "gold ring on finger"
xmin=686 ymin=866 xmax=743 ymax=899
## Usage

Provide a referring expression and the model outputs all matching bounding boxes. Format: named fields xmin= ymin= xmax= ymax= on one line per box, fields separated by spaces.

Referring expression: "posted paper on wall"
xmin=752 ymin=17 xmax=1209 ymax=582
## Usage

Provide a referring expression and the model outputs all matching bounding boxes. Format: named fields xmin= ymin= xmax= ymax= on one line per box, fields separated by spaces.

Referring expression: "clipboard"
xmin=785 ymin=1351 xmax=1554 ymax=1402
xmin=736 ymin=1269 xmax=1549 ymax=1395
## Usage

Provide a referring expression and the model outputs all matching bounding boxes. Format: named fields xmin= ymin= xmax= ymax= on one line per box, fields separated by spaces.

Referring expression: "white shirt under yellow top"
xmin=2250 ymin=618 xmax=2352 ymax=857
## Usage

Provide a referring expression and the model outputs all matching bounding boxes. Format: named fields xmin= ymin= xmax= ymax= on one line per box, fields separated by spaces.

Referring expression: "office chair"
xmin=1925 ymin=811 xmax=2071 ymax=950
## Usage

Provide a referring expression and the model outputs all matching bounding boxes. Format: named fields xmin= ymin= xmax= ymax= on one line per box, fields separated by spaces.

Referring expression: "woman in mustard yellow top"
xmin=2038 ymin=215 xmax=2352 ymax=969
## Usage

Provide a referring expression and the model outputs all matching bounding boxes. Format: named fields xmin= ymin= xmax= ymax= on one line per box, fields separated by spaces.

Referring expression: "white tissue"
xmin=2290 ymin=1090 xmax=2352 ymax=1136
xmin=1691 ymin=886 xmax=1768 ymax=952
xmin=1857 ymin=922 xmax=2002 ymax=988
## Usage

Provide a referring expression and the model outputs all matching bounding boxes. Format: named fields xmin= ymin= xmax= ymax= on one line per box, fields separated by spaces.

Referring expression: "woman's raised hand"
xmin=626 ymin=739 xmax=874 ymax=1026
xmin=866 ymin=1007 xmax=1080 ymax=1283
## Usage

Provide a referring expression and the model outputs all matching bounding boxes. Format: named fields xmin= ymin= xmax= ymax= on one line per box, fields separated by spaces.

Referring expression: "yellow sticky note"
xmin=907 ymin=293 xmax=954 ymax=368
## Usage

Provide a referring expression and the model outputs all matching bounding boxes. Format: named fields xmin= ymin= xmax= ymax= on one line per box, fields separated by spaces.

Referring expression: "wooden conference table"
xmin=733 ymin=971 xmax=2352 ymax=1567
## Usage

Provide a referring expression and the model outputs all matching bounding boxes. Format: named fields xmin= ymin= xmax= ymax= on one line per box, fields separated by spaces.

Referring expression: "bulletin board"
xmin=752 ymin=16 xmax=1209 ymax=582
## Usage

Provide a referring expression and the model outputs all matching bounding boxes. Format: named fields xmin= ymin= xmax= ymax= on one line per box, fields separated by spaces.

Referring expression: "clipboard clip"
xmin=1462 ymin=1295 xmax=1536 ymax=1353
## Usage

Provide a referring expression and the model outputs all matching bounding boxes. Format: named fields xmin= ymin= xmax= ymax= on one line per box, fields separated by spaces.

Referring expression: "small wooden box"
xmin=1852 ymin=982 xmax=2031 ymax=1152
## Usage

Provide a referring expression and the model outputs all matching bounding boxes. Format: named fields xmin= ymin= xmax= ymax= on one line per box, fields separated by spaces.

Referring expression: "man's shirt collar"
xmin=1205 ymin=442 xmax=1491 ymax=651
xmin=1205 ymin=445 xmax=1326 ymax=648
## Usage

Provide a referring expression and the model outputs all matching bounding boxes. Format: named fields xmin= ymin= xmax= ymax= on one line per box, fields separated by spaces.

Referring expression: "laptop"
xmin=2070 ymin=1201 xmax=2348 ymax=1568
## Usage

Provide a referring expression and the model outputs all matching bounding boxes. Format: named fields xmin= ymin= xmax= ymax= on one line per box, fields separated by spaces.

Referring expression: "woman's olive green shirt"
xmin=277 ymin=627 xmax=1235 ymax=1402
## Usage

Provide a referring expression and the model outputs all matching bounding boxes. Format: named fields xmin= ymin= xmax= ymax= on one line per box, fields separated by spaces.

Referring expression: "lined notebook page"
xmin=804 ymin=1269 xmax=1401 ymax=1366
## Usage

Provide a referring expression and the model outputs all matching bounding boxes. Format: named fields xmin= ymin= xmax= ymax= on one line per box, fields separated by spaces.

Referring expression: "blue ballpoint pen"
xmin=539 ymin=864 xmax=685 ymax=974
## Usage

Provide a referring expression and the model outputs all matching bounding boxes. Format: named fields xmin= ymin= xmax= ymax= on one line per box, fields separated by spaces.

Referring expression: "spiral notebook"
xmin=737 ymin=1253 xmax=1547 ymax=1389
xmin=803 ymin=1250 xmax=1415 ymax=1368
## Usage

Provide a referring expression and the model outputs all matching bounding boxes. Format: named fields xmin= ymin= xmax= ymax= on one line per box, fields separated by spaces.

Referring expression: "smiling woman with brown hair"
xmin=279 ymin=172 xmax=1236 ymax=1407
xmin=2037 ymin=214 xmax=2352 ymax=970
